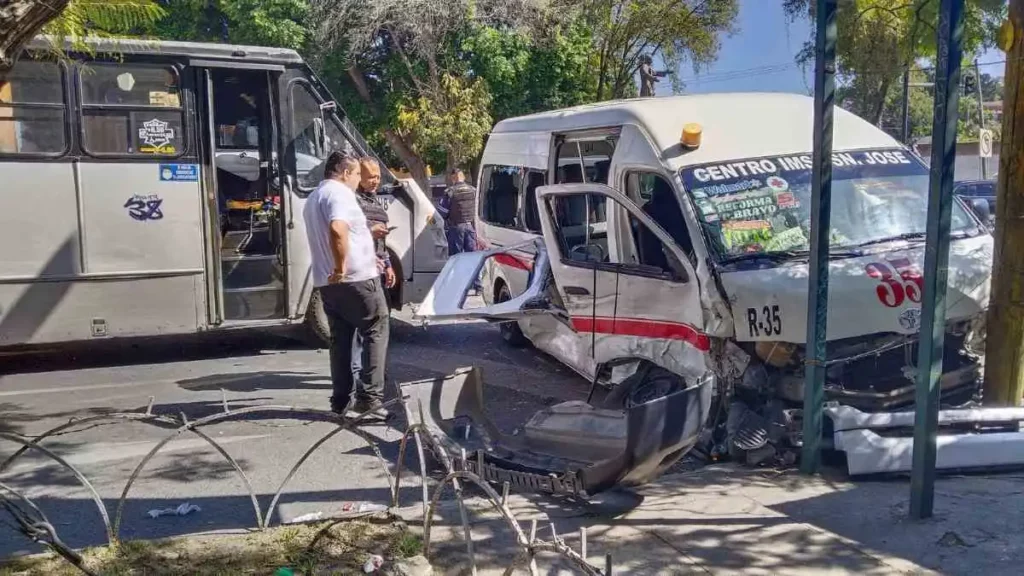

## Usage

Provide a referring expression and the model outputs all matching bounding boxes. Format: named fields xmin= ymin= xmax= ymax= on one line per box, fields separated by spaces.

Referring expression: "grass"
xmin=0 ymin=519 xmax=425 ymax=576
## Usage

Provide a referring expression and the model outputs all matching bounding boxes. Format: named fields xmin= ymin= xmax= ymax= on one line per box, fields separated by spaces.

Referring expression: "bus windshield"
xmin=679 ymin=149 xmax=979 ymax=260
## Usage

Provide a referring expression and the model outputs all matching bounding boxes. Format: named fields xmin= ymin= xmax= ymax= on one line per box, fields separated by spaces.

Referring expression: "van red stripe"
xmin=571 ymin=317 xmax=711 ymax=351
xmin=493 ymin=253 xmax=533 ymax=271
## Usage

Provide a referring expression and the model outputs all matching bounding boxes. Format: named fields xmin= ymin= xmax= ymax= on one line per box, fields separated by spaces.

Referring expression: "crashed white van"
xmin=417 ymin=93 xmax=998 ymax=481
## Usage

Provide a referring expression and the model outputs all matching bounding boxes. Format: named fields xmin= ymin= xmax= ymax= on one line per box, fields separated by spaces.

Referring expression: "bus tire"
xmin=304 ymin=288 xmax=331 ymax=349
xmin=496 ymin=283 xmax=529 ymax=348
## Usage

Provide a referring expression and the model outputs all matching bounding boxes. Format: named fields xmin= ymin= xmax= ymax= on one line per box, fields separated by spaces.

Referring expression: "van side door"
xmin=536 ymin=183 xmax=709 ymax=380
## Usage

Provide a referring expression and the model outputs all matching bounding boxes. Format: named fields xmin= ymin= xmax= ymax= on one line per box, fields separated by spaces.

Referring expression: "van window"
xmin=479 ymin=164 xmax=521 ymax=227
xmin=547 ymin=192 xmax=683 ymax=280
xmin=554 ymin=139 xmax=614 ymax=184
xmin=80 ymin=63 xmax=185 ymax=156
xmin=290 ymin=82 xmax=355 ymax=190
xmin=523 ymin=170 xmax=546 ymax=233
xmin=0 ymin=60 xmax=67 ymax=155
xmin=626 ymin=171 xmax=694 ymax=258
xmin=680 ymin=149 xmax=980 ymax=260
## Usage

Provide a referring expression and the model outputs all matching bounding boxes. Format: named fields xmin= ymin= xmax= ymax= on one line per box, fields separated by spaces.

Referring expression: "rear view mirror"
xmin=312 ymin=117 xmax=326 ymax=158
xmin=969 ymin=198 xmax=993 ymax=227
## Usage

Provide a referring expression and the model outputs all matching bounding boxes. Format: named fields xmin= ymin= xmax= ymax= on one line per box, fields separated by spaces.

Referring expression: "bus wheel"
xmin=496 ymin=283 xmax=528 ymax=348
xmin=304 ymin=288 xmax=331 ymax=348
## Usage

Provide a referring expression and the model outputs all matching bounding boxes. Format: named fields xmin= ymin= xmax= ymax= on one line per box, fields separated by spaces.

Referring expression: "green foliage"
xmin=41 ymin=0 xmax=165 ymax=55
xmin=586 ymin=0 xmax=739 ymax=98
xmin=396 ymin=73 xmax=493 ymax=168
xmin=461 ymin=22 xmax=597 ymax=121
xmin=148 ymin=0 xmax=308 ymax=50
xmin=784 ymin=0 xmax=1005 ymax=125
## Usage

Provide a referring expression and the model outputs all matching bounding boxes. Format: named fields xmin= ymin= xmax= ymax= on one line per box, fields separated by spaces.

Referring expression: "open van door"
xmin=534 ymin=183 xmax=709 ymax=381
xmin=418 ymin=183 xmax=709 ymax=382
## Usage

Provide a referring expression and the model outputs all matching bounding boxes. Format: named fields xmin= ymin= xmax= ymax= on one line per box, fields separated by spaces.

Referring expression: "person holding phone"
xmin=352 ymin=157 xmax=395 ymax=403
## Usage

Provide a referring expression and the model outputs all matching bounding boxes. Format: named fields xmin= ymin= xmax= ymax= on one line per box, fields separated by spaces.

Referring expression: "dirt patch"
xmin=0 ymin=519 xmax=424 ymax=575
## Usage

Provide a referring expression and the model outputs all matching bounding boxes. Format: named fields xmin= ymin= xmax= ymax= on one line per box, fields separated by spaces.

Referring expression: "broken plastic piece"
xmin=147 ymin=502 xmax=200 ymax=519
xmin=363 ymin=554 xmax=384 ymax=573
xmin=286 ymin=511 xmax=324 ymax=524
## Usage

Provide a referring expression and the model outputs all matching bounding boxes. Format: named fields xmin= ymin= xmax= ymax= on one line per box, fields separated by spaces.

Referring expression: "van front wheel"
xmin=496 ymin=284 xmax=529 ymax=348
xmin=304 ymin=288 xmax=331 ymax=348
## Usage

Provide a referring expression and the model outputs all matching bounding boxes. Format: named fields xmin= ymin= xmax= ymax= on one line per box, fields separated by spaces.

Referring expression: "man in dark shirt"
xmin=351 ymin=157 xmax=395 ymax=397
xmin=444 ymin=167 xmax=479 ymax=255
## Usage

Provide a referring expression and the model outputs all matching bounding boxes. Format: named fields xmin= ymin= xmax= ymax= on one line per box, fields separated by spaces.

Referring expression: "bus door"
xmin=277 ymin=67 xmax=362 ymax=318
xmin=194 ymin=62 xmax=287 ymax=324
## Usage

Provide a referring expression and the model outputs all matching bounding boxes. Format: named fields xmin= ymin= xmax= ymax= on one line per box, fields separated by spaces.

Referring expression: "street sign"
xmin=979 ymin=129 xmax=994 ymax=158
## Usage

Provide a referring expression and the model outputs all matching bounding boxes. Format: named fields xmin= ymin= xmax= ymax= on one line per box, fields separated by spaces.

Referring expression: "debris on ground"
xmin=363 ymin=553 xmax=385 ymax=572
xmin=147 ymin=502 xmax=201 ymax=519
xmin=0 ymin=520 xmax=425 ymax=576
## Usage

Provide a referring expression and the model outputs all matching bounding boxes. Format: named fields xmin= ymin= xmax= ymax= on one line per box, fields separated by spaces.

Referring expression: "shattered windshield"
xmin=680 ymin=149 xmax=978 ymax=260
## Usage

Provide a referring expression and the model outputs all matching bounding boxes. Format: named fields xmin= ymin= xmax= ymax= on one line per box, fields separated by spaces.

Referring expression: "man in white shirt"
xmin=303 ymin=152 xmax=390 ymax=417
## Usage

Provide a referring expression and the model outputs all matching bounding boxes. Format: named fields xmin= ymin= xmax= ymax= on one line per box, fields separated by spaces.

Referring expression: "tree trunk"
xmin=0 ymin=0 xmax=72 ymax=71
xmin=983 ymin=0 xmax=1024 ymax=406
xmin=345 ymin=64 xmax=430 ymax=190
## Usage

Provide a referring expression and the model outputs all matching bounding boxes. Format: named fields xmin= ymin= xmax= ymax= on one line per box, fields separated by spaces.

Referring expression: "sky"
xmin=658 ymin=0 xmax=1008 ymax=98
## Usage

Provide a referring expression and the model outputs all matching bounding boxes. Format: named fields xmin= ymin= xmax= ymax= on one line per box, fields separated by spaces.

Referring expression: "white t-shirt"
xmin=303 ymin=179 xmax=379 ymax=287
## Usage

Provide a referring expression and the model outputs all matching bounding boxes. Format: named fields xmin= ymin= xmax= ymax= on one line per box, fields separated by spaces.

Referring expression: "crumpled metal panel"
xmin=414 ymin=239 xmax=559 ymax=322
xmin=401 ymin=366 xmax=714 ymax=497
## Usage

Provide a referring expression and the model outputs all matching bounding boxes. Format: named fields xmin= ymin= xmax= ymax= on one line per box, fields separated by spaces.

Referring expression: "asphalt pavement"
xmin=0 ymin=307 xmax=589 ymax=559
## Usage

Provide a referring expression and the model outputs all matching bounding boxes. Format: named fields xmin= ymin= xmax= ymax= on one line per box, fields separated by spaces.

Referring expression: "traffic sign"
xmin=979 ymin=129 xmax=994 ymax=158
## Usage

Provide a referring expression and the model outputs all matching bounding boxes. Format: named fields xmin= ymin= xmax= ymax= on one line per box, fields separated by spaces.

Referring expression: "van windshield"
xmin=679 ymin=149 xmax=978 ymax=260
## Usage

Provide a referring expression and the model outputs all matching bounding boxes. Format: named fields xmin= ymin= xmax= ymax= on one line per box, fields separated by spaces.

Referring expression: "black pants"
xmin=320 ymin=278 xmax=389 ymax=410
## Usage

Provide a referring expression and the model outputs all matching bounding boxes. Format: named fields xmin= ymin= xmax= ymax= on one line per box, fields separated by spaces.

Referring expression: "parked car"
xmin=955 ymin=179 xmax=996 ymax=229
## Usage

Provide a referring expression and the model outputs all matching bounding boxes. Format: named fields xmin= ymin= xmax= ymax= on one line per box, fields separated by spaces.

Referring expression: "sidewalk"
xmin=419 ymin=464 xmax=1024 ymax=575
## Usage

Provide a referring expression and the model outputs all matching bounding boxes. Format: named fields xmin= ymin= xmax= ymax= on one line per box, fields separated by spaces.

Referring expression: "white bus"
xmin=0 ymin=38 xmax=448 ymax=348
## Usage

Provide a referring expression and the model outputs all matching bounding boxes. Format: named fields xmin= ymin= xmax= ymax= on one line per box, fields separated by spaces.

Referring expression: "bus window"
xmin=290 ymin=82 xmax=355 ymax=191
xmin=0 ymin=60 xmax=66 ymax=155
xmin=79 ymin=63 xmax=185 ymax=156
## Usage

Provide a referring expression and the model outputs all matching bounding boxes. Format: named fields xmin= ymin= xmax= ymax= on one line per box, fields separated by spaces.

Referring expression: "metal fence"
xmin=0 ymin=394 xmax=612 ymax=575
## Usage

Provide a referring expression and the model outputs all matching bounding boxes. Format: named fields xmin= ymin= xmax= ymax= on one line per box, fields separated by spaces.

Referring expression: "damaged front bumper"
xmin=826 ymin=404 xmax=1024 ymax=475
xmin=401 ymin=366 xmax=714 ymax=497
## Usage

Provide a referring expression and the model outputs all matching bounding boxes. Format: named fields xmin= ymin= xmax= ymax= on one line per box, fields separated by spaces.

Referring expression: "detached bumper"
xmin=825 ymin=404 xmax=1024 ymax=475
xmin=401 ymin=366 xmax=713 ymax=497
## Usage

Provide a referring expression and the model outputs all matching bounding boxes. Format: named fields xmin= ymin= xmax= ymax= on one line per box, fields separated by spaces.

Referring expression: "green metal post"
xmin=910 ymin=0 xmax=964 ymax=520
xmin=801 ymin=0 xmax=838 ymax=475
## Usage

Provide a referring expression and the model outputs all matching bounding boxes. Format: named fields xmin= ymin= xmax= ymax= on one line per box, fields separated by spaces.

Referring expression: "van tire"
xmin=304 ymin=288 xmax=331 ymax=349
xmin=603 ymin=363 xmax=684 ymax=409
xmin=496 ymin=283 xmax=529 ymax=348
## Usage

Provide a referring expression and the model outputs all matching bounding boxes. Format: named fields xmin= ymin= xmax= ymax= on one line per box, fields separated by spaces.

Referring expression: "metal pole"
xmin=910 ymin=0 xmax=964 ymax=520
xmin=902 ymin=69 xmax=912 ymax=143
xmin=974 ymin=59 xmax=987 ymax=179
xmin=801 ymin=0 xmax=838 ymax=475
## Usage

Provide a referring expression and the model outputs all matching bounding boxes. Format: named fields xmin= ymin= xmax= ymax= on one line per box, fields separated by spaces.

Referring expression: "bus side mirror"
xmin=312 ymin=116 xmax=326 ymax=158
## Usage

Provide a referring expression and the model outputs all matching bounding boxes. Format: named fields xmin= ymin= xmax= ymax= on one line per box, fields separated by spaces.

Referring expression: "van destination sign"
xmin=689 ymin=149 xmax=914 ymax=185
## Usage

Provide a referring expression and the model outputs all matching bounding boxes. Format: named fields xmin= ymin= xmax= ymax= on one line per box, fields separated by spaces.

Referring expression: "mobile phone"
xmin=387 ymin=225 xmax=398 ymax=232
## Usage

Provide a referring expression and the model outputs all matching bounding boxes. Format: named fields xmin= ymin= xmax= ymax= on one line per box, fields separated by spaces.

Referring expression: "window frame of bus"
xmin=288 ymin=79 xmax=369 ymax=194
xmin=478 ymin=164 xmax=523 ymax=230
xmin=0 ymin=58 xmax=71 ymax=159
xmin=76 ymin=61 xmax=188 ymax=159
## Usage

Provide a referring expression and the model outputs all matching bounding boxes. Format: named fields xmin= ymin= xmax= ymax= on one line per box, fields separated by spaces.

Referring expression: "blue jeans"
xmin=448 ymin=222 xmax=477 ymax=255
xmin=447 ymin=223 xmax=481 ymax=291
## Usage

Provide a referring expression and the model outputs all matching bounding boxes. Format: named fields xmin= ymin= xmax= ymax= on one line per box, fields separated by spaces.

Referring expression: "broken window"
xmin=547 ymin=192 xmax=686 ymax=281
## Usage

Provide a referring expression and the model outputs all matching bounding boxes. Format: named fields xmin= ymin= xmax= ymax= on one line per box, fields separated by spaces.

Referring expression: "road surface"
xmin=0 ymin=307 xmax=590 ymax=558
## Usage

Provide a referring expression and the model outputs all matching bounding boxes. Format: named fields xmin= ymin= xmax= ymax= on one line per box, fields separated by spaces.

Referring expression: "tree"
xmin=308 ymin=0 xmax=562 ymax=187
xmin=784 ymin=0 xmax=1006 ymax=125
xmin=985 ymin=0 xmax=1024 ymax=405
xmin=147 ymin=0 xmax=308 ymax=50
xmin=583 ymin=0 xmax=739 ymax=99
xmin=1 ymin=0 xmax=165 ymax=71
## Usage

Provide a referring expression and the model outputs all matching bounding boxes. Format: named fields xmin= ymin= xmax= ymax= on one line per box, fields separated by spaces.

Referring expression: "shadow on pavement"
xmin=0 ymin=331 xmax=306 ymax=376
